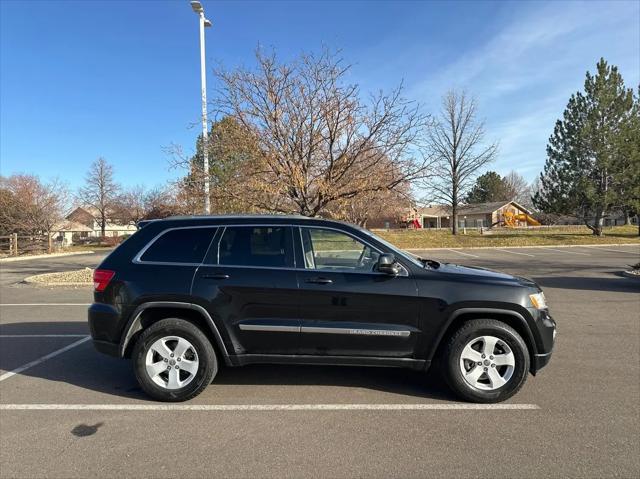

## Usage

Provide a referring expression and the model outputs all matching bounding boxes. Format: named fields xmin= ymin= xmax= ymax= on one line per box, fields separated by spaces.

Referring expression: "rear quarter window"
xmin=139 ymin=227 xmax=217 ymax=264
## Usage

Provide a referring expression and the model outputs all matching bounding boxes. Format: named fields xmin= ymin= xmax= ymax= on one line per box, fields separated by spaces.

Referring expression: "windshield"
xmin=357 ymin=227 xmax=425 ymax=268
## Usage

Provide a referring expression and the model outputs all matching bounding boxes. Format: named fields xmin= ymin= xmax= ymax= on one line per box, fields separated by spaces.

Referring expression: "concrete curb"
xmin=622 ymin=271 xmax=640 ymax=279
xmin=405 ymin=243 xmax=640 ymax=252
xmin=22 ymin=274 xmax=91 ymax=287
xmin=22 ymin=280 xmax=92 ymax=288
xmin=23 ymin=268 xmax=93 ymax=288
xmin=0 ymin=251 xmax=95 ymax=263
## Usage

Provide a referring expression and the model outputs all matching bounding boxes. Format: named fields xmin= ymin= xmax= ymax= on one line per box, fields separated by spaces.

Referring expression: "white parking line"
xmin=495 ymin=249 xmax=535 ymax=257
xmin=0 ymin=303 xmax=90 ymax=307
xmin=0 ymin=403 xmax=540 ymax=411
xmin=445 ymin=249 xmax=479 ymax=258
xmin=540 ymin=248 xmax=590 ymax=256
xmin=0 ymin=336 xmax=90 ymax=382
xmin=582 ymin=246 xmax=640 ymax=255
xmin=0 ymin=335 xmax=88 ymax=338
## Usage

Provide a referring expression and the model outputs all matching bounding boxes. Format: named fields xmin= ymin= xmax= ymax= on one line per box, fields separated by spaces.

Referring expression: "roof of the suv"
xmin=165 ymin=214 xmax=311 ymax=221
xmin=138 ymin=214 xmax=358 ymax=229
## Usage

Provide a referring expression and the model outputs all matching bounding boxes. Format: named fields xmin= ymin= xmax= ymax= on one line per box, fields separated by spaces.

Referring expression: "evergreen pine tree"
xmin=534 ymin=59 xmax=636 ymax=235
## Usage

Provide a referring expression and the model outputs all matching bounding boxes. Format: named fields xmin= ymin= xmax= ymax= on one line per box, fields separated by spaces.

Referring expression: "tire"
xmin=441 ymin=319 xmax=530 ymax=403
xmin=132 ymin=318 xmax=218 ymax=402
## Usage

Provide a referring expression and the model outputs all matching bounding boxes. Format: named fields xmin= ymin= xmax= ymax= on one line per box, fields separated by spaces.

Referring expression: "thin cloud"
xmin=411 ymin=0 xmax=639 ymax=181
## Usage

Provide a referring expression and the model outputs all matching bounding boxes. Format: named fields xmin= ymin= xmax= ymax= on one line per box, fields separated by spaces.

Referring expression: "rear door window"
xmin=217 ymin=226 xmax=294 ymax=268
xmin=139 ymin=227 xmax=217 ymax=264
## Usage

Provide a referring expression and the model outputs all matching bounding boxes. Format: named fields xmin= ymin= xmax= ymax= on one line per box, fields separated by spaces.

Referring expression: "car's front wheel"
xmin=132 ymin=318 xmax=217 ymax=402
xmin=442 ymin=319 xmax=530 ymax=403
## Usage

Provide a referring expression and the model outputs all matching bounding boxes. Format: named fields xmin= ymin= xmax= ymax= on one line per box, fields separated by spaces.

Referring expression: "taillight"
xmin=93 ymin=269 xmax=115 ymax=292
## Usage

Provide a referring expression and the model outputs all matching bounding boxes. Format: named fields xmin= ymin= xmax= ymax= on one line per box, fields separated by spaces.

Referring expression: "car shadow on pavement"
xmin=2 ymin=321 xmax=456 ymax=402
xmin=0 ymin=321 xmax=90 ymax=335
xmin=214 ymin=363 xmax=455 ymax=401
xmin=533 ymin=274 xmax=640 ymax=293
xmin=1 ymin=322 xmax=145 ymax=399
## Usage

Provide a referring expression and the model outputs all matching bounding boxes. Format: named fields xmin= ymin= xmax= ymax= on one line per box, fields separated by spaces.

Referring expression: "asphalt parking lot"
xmin=1 ymin=245 xmax=639 ymax=478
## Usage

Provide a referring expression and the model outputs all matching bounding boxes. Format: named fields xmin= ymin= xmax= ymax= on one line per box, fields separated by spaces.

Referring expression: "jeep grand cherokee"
xmin=88 ymin=215 xmax=556 ymax=402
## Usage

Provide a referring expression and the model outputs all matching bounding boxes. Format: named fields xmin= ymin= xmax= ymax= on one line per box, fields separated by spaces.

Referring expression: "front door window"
xmin=301 ymin=228 xmax=380 ymax=272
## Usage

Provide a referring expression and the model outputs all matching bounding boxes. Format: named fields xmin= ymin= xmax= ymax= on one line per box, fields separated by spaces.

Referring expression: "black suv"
xmin=89 ymin=215 xmax=556 ymax=402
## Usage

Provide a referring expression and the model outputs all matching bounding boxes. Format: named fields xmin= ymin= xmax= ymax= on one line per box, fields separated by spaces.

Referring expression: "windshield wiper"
xmin=417 ymin=257 xmax=440 ymax=269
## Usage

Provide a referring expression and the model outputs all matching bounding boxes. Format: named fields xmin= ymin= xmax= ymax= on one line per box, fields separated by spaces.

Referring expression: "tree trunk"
xmin=451 ymin=203 xmax=458 ymax=235
xmin=595 ymin=211 xmax=604 ymax=236
xmin=585 ymin=210 xmax=604 ymax=236
xmin=101 ymin=212 xmax=106 ymax=237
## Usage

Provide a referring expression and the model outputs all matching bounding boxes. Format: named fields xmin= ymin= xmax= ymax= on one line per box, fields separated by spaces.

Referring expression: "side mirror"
xmin=377 ymin=253 xmax=400 ymax=276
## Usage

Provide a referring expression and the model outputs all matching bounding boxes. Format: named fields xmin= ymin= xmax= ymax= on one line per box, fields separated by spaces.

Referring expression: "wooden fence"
xmin=0 ymin=234 xmax=53 ymax=256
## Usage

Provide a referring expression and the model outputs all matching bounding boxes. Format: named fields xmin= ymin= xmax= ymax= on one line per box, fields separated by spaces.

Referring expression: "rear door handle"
xmin=202 ymin=273 xmax=230 ymax=280
xmin=305 ymin=277 xmax=333 ymax=284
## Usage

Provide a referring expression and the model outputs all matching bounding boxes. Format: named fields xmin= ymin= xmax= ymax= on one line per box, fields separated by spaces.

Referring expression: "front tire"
xmin=442 ymin=319 xmax=529 ymax=403
xmin=132 ymin=318 xmax=218 ymax=402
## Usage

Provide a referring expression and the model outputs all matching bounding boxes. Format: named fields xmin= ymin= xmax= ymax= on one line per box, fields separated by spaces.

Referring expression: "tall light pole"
xmin=190 ymin=1 xmax=212 ymax=214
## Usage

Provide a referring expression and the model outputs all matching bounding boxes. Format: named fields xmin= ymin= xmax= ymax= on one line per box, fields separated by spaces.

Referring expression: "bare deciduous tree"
xmin=0 ymin=174 xmax=68 ymax=235
xmin=329 ymin=181 xmax=413 ymax=227
xmin=112 ymin=185 xmax=147 ymax=225
xmin=503 ymin=170 xmax=532 ymax=206
xmin=423 ymin=90 xmax=497 ymax=234
xmin=143 ymin=186 xmax=182 ymax=219
xmin=77 ymin=157 xmax=120 ymax=237
xmin=209 ymin=48 xmax=432 ymax=216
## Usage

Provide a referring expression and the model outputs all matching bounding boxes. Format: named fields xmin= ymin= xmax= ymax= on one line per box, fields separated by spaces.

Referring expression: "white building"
xmin=51 ymin=207 xmax=137 ymax=246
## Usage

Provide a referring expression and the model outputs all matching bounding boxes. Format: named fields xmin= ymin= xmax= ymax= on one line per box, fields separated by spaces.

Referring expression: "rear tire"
xmin=442 ymin=319 xmax=529 ymax=403
xmin=132 ymin=318 xmax=217 ymax=402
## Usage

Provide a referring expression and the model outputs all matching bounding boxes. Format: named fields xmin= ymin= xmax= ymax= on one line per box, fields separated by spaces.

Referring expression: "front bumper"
xmin=533 ymin=351 xmax=553 ymax=371
xmin=531 ymin=309 xmax=556 ymax=374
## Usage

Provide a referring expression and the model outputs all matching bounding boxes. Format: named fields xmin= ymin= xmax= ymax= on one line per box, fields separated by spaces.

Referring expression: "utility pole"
xmin=190 ymin=1 xmax=213 ymax=214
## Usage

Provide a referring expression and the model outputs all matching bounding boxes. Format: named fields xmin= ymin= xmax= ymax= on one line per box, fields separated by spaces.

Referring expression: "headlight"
xmin=529 ymin=292 xmax=547 ymax=310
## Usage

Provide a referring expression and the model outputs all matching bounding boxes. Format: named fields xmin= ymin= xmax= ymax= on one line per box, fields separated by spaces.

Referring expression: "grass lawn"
xmin=374 ymin=225 xmax=640 ymax=249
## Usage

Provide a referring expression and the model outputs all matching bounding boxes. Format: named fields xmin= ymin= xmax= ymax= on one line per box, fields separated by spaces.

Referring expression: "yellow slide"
xmin=503 ymin=211 xmax=541 ymax=227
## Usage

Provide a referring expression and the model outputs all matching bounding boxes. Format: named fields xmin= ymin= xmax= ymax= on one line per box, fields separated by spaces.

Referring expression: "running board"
xmin=229 ymin=354 xmax=428 ymax=371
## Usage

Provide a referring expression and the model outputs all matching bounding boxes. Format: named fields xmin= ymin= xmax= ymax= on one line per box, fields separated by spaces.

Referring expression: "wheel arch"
xmin=429 ymin=308 xmax=538 ymax=373
xmin=119 ymin=302 xmax=231 ymax=365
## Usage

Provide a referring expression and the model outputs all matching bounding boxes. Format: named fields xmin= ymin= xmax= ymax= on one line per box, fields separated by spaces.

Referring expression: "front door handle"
xmin=202 ymin=273 xmax=230 ymax=280
xmin=305 ymin=277 xmax=333 ymax=284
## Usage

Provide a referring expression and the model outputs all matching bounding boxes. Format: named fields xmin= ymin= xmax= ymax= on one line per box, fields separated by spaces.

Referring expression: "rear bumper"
xmin=88 ymin=302 xmax=123 ymax=357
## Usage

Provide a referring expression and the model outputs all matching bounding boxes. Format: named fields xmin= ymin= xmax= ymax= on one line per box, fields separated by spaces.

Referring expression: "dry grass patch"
xmin=375 ymin=225 xmax=640 ymax=249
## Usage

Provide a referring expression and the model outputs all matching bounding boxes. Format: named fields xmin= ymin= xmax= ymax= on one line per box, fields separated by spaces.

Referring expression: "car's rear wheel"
xmin=442 ymin=319 xmax=529 ymax=403
xmin=132 ymin=318 xmax=217 ymax=402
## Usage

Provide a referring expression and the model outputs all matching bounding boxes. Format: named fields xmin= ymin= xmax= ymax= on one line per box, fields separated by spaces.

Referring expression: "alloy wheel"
xmin=145 ymin=336 xmax=199 ymax=389
xmin=459 ymin=335 xmax=515 ymax=391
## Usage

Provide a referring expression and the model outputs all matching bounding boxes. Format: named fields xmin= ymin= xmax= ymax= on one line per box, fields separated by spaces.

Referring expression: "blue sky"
xmin=1 ymin=0 xmax=638 ymax=191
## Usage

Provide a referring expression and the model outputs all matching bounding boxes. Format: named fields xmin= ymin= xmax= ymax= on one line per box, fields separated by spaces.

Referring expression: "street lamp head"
xmin=190 ymin=1 xmax=203 ymax=13
xmin=203 ymin=18 xmax=212 ymax=27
